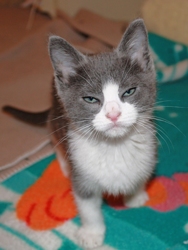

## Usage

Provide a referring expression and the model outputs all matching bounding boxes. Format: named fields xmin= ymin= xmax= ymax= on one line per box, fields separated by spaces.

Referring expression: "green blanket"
xmin=0 ymin=34 xmax=188 ymax=250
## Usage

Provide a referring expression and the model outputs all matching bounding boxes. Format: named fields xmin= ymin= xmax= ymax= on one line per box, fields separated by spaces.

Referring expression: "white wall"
xmin=57 ymin=0 xmax=145 ymax=21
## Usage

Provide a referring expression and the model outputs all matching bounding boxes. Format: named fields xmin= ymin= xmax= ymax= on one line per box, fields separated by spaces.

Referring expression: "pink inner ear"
xmin=131 ymin=47 xmax=143 ymax=62
xmin=130 ymin=46 xmax=151 ymax=71
xmin=59 ymin=63 xmax=76 ymax=80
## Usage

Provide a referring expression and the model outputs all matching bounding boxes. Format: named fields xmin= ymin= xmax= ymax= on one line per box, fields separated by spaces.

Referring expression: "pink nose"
xmin=106 ymin=111 xmax=121 ymax=122
xmin=105 ymin=102 xmax=121 ymax=122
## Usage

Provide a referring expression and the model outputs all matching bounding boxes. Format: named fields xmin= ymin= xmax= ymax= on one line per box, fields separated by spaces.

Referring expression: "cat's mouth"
xmin=103 ymin=122 xmax=129 ymax=138
xmin=93 ymin=113 xmax=138 ymax=138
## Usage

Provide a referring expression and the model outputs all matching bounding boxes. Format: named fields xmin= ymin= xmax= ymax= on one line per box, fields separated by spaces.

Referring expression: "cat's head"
xmin=49 ymin=19 xmax=156 ymax=139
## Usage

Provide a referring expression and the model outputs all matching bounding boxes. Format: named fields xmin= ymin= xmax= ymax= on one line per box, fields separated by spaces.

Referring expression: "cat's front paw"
xmin=76 ymin=226 xmax=105 ymax=249
xmin=125 ymin=190 xmax=149 ymax=208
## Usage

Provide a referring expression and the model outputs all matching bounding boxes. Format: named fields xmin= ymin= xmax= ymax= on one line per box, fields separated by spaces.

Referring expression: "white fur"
xmin=67 ymin=82 xmax=155 ymax=248
xmin=124 ymin=187 xmax=149 ymax=207
xmin=75 ymin=194 xmax=105 ymax=248
xmin=93 ymin=82 xmax=138 ymax=138
xmin=69 ymin=122 xmax=155 ymax=195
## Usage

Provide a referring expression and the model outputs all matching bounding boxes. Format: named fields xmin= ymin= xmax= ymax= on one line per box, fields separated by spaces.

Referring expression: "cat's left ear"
xmin=49 ymin=36 xmax=87 ymax=82
xmin=116 ymin=19 xmax=153 ymax=71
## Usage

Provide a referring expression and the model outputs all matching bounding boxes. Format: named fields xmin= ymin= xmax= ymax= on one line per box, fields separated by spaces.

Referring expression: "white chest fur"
xmin=68 ymin=126 xmax=155 ymax=195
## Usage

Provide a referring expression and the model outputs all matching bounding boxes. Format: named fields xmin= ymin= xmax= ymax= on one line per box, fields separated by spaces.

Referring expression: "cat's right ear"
xmin=116 ymin=19 xmax=153 ymax=71
xmin=49 ymin=36 xmax=86 ymax=82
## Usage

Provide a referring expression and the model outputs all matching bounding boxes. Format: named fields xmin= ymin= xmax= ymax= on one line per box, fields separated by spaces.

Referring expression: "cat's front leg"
xmin=124 ymin=185 xmax=149 ymax=208
xmin=74 ymin=192 xmax=105 ymax=249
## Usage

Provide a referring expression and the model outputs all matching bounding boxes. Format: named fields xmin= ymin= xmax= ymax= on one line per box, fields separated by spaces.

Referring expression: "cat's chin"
xmin=93 ymin=122 xmax=133 ymax=139
xmin=103 ymin=125 xmax=130 ymax=138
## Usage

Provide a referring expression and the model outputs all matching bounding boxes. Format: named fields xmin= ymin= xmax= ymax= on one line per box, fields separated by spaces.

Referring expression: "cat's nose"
xmin=105 ymin=102 xmax=121 ymax=122
xmin=106 ymin=111 xmax=121 ymax=122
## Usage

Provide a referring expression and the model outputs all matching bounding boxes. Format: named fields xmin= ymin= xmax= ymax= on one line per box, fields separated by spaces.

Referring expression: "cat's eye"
xmin=83 ymin=96 xmax=100 ymax=104
xmin=122 ymin=87 xmax=136 ymax=97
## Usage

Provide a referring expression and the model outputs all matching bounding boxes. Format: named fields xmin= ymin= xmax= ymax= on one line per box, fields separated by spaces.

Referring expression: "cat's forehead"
xmin=102 ymin=82 xmax=119 ymax=102
xmin=88 ymin=52 xmax=120 ymax=70
xmin=85 ymin=52 xmax=141 ymax=83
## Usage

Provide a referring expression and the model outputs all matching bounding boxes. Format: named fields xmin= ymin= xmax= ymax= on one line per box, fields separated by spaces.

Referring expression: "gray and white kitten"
xmin=3 ymin=19 xmax=156 ymax=249
xmin=48 ymin=19 xmax=156 ymax=248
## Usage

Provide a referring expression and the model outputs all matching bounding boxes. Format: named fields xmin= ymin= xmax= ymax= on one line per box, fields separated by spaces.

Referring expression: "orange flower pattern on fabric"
xmin=16 ymin=160 xmax=188 ymax=230
xmin=16 ymin=160 xmax=77 ymax=230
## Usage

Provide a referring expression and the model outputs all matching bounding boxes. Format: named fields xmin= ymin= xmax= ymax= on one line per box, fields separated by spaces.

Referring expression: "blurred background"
xmin=0 ymin=0 xmax=144 ymax=21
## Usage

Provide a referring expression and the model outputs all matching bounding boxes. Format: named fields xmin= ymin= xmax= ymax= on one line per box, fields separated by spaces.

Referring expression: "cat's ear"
xmin=116 ymin=19 xmax=153 ymax=71
xmin=49 ymin=36 xmax=86 ymax=82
